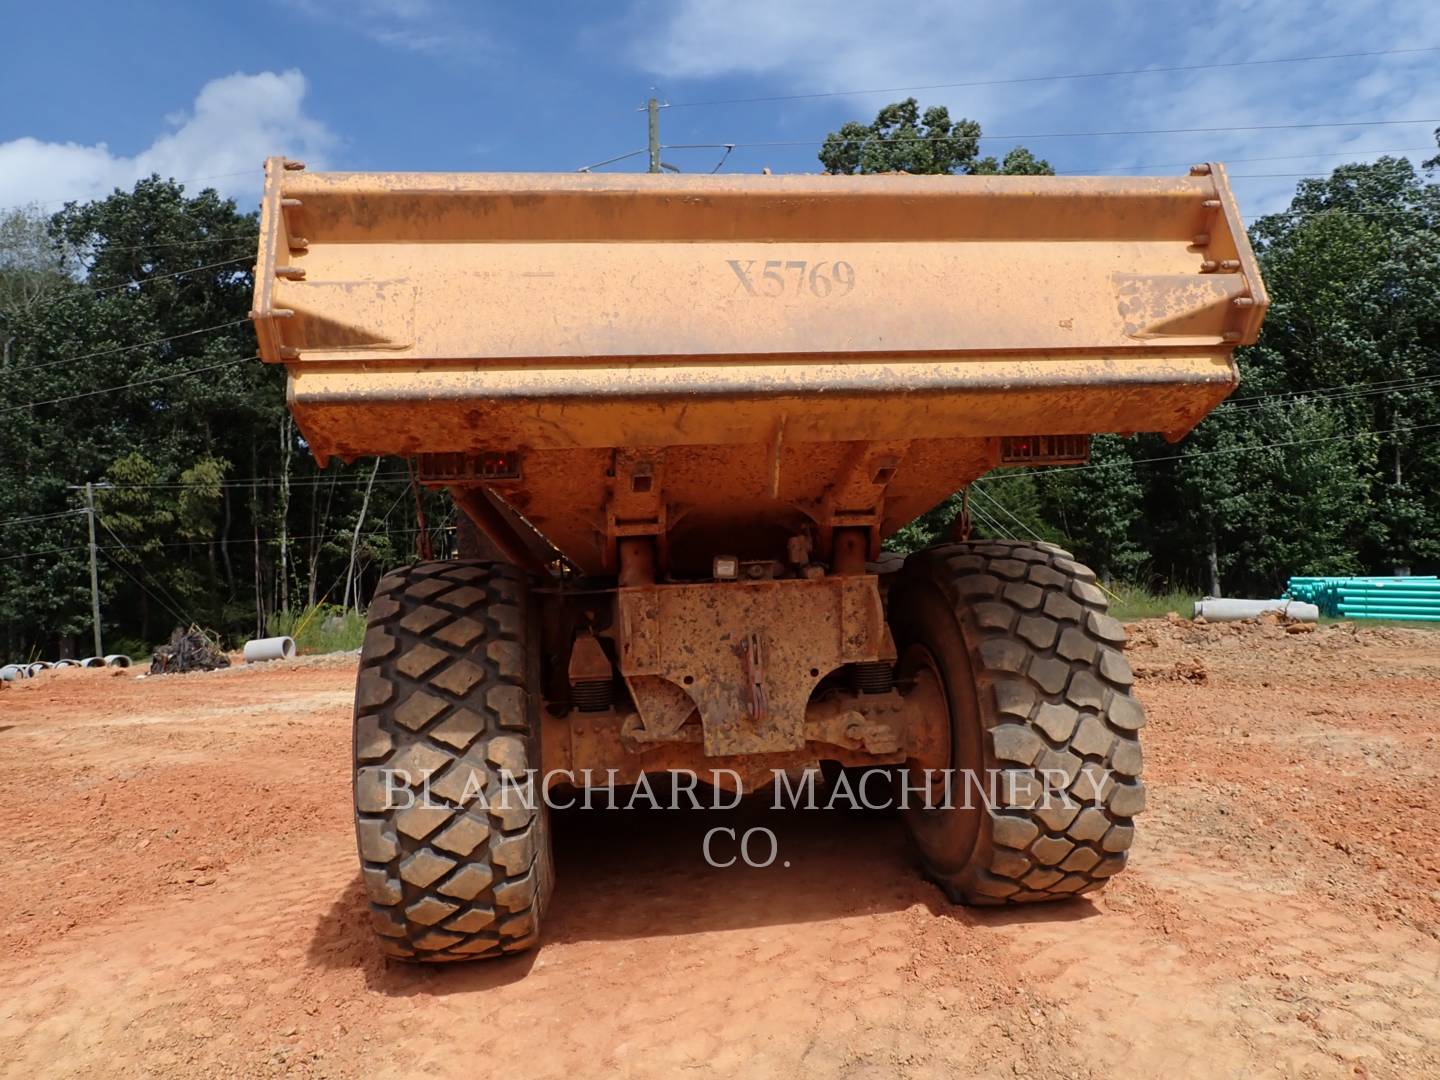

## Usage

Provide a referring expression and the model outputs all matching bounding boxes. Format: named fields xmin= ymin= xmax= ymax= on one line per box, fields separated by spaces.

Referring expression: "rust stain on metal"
xmin=615 ymin=576 xmax=888 ymax=756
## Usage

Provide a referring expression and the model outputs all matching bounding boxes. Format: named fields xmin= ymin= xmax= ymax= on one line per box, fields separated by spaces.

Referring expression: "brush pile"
xmin=150 ymin=627 xmax=230 ymax=675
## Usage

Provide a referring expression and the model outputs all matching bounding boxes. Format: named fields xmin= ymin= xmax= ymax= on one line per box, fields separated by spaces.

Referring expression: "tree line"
xmin=0 ymin=180 xmax=450 ymax=659
xmin=1 ymin=105 xmax=1437 ymax=657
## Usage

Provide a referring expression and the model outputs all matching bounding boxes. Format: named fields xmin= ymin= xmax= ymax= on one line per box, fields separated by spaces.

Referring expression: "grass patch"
xmin=1101 ymin=582 xmax=1199 ymax=622
xmin=267 ymin=604 xmax=366 ymax=654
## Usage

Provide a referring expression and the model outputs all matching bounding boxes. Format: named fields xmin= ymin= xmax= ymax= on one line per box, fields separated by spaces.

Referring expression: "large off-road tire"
xmin=352 ymin=560 xmax=552 ymax=961
xmin=889 ymin=539 xmax=1145 ymax=903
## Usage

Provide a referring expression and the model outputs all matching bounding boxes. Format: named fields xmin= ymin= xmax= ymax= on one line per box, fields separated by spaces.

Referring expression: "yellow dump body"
xmin=250 ymin=158 xmax=1266 ymax=575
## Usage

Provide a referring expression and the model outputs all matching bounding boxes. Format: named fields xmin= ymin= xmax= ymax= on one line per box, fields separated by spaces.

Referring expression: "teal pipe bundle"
xmin=1285 ymin=576 xmax=1440 ymax=621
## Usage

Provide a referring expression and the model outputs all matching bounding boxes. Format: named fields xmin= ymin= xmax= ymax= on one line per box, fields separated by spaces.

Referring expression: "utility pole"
xmin=647 ymin=97 xmax=661 ymax=173
xmin=84 ymin=482 xmax=102 ymax=657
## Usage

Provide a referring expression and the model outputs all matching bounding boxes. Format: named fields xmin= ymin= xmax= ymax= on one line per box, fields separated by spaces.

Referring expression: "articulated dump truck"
xmin=251 ymin=157 xmax=1267 ymax=961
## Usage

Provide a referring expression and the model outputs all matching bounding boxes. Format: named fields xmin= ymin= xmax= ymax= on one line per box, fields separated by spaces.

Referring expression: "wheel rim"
xmin=893 ymin=594 xmax=986 ymax=877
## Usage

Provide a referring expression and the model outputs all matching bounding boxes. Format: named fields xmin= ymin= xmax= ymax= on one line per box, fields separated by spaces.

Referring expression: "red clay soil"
xmin=0 ymin=619 xmax=1437 ymax=1078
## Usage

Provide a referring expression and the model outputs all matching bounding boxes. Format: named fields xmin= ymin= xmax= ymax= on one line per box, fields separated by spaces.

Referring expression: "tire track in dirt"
xmin=0 ymin=623 xmax=1437 ymax=1077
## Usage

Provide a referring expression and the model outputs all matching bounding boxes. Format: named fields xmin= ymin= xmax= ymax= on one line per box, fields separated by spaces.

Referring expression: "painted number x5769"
xmin=727 ymin=259 xmax=855 ymax=298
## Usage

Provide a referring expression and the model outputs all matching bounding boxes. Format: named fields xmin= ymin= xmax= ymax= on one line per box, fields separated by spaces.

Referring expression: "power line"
xmin=965 ymin=497 xmax=1008 ymax=537
xmin=967 ymin=485 xmax=1125 ymax=603
xmin=586 ymin=140 xmax=1434 ymax=175
xmin=132 ymin=522 xmax=456 ymax=553
xmin=11 ymin=256 xmax=255 ymax=320
xmin=663 ymin=117 xmax=1440 ymax=153
xmin=970 ymin=486 xmax=1050 ymax=544
xmin=0 ymin=543 xmax=91 ymax=563
xmin=98 ymin=545 xmax=194 ymax=630
xmin=79 ymin=234 xmax=257 ymax=257
xmin=1229 ymin=170 xmax=1420 ymax=179
xmin=0 ymin=356 xmax=256 ymax=416
xmin=7 ymin=319 xmax=252 ymax=374
xmin=577 ymin=148 xmax=649 ymax=172
xmin=667 ymin=47 xmax=1440 ymax=108
xmin=84 ymin=256 xmax=252 ymax=297
xmin=1255 ymin=203 xmax=1437 ymax=218
xmin=1065 ymin=146 xmax=1437 ymax=173
xmin=982 ymin=420 xmax=1440 ymax=481
xmin=651 ymin=141 xmax=1437 ymax=179
xmin=1229 ymin=373 xmax=1438 ymax=405
xmin=0 ymin=522 xmax=447 ymax=565
xmin=1218 ymin=375 xmax=1440 ymax=413
xmin=97 ymin=518 xmax=196 ymax=627
xmin=0 ymin=509 xmax=86 ymax=529
xmin=96 ymin=471 xmax=412 ymax=491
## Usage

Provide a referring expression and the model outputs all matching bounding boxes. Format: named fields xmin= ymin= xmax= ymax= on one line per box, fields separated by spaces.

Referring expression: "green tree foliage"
xmin=0 ymin=179 xmax=448 ymax=659
xmin=819 ymin=98 xmax=1053 ymax=176
xmin=1034 ymin=437 xmax=1148 ymax=582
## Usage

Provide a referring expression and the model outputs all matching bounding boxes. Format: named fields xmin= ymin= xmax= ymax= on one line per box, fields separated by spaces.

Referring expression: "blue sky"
xmin=1 ymin=0 xmax=1437 ymax=219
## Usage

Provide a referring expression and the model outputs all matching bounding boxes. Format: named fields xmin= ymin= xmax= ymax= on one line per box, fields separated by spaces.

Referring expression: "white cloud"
xmin=635 ymin=0 xmax=1440 ymax=214
xmin=0 ymin=70 xmax=338 ymax=210
xmin=284 ymin=0 xmax=484 ymax=54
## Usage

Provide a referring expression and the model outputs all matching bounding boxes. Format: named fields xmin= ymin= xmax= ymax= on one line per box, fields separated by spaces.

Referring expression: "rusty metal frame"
xmin=614 ymin=575 xmax=889 ymax=755
xmin=540 ymin=671 xmax=950 ymax=791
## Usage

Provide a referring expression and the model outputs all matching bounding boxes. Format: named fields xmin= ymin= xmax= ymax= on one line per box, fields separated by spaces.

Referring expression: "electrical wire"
xmin=667 ymin=47 xmax=1440 ymax=108
xmin=1217 ymin=375 xmax=1440 ymax=413
xmin=978 ymin=420 xmax=1440 ymax=481
xmin=662 ymin=117 xmax=1440 ymax=152
xmin=0 ymin=357 xmax=256 ymax=416
xmin=577 ymin=149 xmax=649 ymax=172
xmin=1065 ymin=146 xmax=1436 ymax=173
xmin=606 ymin=141 xmax=1436 ymax=176
xmin=963 ymin=496 xmax=1008 ymax=537
xmin=97 ymin=546 xmax=194 ymax=629
xmin=1 ymin=256 xmax=254 ymax=325
xmin=83 ymin=255 xmax=252 ymax=297
xmin=93 ymin=472 xmax=412 ymax=491
xmin=969 ymin=486 xmax=1051 ymax=543
xmin=0 ymin=523 xmax=448 ymax=564
xmin=0 ymin=542 xmax=92 ymax=563
xmin=7 ymin=319 xmax=252 ymax=374
xmin=10 ymin=256 xmax=254 ymax=319
xmin=97 ymin=517 xmax=196 ymax=626
xmin=0 ymin=509 xmax=86 ymax=529
xmin=75 ymin=234 xmax=257 ymax=257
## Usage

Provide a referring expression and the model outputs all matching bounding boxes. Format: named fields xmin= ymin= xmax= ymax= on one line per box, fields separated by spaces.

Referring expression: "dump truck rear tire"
xmin=890 ymin=540 xmax=1145 ymax=903
xmin=353 ymin=560 xmax=552 ymax=961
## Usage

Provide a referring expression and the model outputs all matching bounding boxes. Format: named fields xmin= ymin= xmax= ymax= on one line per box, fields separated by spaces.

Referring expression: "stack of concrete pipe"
xmin=0 ymin=654 xmax=133 ymax=680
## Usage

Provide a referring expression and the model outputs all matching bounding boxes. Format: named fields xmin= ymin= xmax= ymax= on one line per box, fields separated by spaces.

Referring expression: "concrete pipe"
xmin=51 ymin=658 xmax=81 ymax=668
xmin=1193 ymin=598 xmax=1319 ymax=623
xmin=79 ymin=656 xmax=107 ymax=668
xmin=103 ymin=654 xmax=133 ymax=668
xmin=0 ymin=664 xmax=26 ymax=681
xmin=26 ymin=662 xmax=51 ymax=677
xmin=243 ymin=636 xmax=297 ymax=663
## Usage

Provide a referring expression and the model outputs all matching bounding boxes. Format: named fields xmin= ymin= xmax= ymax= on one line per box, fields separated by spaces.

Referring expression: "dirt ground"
xmin=1 ymin=617 xmax=1438 ymax=1079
